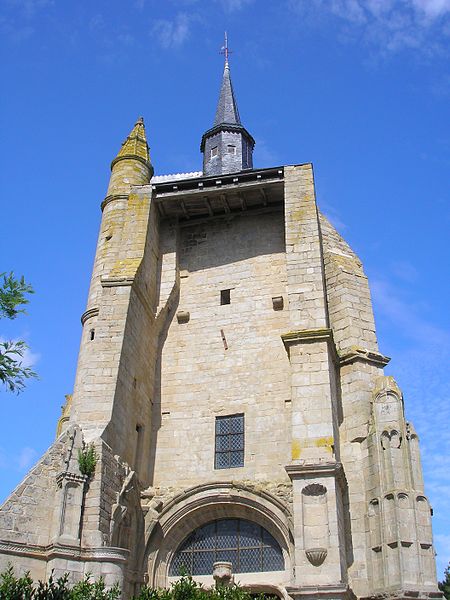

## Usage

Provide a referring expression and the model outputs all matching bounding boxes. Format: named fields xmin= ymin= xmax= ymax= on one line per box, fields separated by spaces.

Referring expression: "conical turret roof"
xmin=113 ymin=117 xmax=150 ymax=167
xmin=214 ymin=62 xmax=241 ymax=126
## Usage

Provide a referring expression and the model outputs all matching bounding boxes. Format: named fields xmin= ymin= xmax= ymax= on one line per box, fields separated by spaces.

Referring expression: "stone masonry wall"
xmin=152 ymin=210 xmax=292 ymax=487
xmin=319 ymin=213 xmax=378 ymax=354
xmin=103 ymin=189 xmax=160 ymax=483
xmin=0 ymin=433 xmax=68 ymax=550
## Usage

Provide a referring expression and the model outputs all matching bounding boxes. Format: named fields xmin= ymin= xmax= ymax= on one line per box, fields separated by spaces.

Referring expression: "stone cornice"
xmin=101 ymin=193 xmax=129 ymax=212
xmin=200 ymin=123 xmax=255 ymax=152
xmin=339 ymin=347 xmax=390 ymax=367
xmin=281 ymin=331 xmax=390 ymax=369
xmin=101 ymin=276 xmax=134 ymax=287
xmin=281 ymin=328 xmax=334 ymax=346
xmin=56 ymin=471 xmax=87 ymax=487
xmin=110 ymin=154 xmax=153 ymax=174
xmin=285 ymin=461 xmax=343 ymax=479
xmin=286 ymin=583 xmax=355 ymax=600
xmin=99 ymin=277 xmax=155 ymax=321
xmin=80 ymin=307 xmax=99 ymax=325
xmin=0 ymin=539 xmax=129 ymax=564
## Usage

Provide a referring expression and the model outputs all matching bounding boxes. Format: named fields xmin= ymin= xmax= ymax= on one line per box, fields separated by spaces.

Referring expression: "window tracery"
xmin=169 ymin=518 xmax=284 ymax=576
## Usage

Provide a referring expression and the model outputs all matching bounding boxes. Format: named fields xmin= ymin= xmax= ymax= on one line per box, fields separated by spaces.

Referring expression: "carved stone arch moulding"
xmin=375 ymin=390 xmax=402 ymax=404
xmin=380 ymin=429 xmax=402 ymax=449
xmin=373 ymin=376 xmax=403 ymax=403
xmin=381 ymin=430 xmax=390 ymax=450
xmin=406 ymin=421 xmax=419 ymax=441
xmin=368 ymin=498 xmax=380 ymax=516
xmin=143 ymin=482 xmax=293 ymax=588
xmin=416 ymin=495 xmax=430 ymax=511
xmin=390 ymin=430 xmax=402 ymax=448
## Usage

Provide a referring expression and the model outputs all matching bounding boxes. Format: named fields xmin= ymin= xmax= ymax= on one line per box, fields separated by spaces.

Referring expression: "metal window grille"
xmin=169 ymin=518 xmax=284 ymax=576
xmin=215 ymin=414 xmax=244 ymax=469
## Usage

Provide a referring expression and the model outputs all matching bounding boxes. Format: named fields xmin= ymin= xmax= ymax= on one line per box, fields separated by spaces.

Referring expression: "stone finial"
xmin=213 ymin=561 xmax=233 ymax=587
xmin=56 ymin=393 xmax=73 ymax=438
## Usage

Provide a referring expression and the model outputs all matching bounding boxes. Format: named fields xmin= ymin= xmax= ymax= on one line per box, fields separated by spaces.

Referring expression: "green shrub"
xmin=0 ymin=565 xmax=34 ymax=600
xmin=0 ymin=567 xmax=119 ymax=600
xmin=0 ymin=568 xmax=273 ymax=600
xmin=132 ymin=575 xmax=273 ymax=600
xmin=77 ymin=444 xmax=97 ymax=477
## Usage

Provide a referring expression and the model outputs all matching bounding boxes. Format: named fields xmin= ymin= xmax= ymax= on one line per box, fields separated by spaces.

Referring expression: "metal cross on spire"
xmin=220 ymin=31 xmax=232 ymax=66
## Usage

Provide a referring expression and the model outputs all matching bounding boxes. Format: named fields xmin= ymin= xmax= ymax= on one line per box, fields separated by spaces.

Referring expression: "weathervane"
xmin=220 ymin=31 xmax=232 ymax=66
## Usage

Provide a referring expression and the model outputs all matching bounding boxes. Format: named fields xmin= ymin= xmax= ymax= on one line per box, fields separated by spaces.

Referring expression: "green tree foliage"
xmin=0 ymin=272 xmax=37 ymax=393
xmin=439 ymin=563 xmax=450 ymax=600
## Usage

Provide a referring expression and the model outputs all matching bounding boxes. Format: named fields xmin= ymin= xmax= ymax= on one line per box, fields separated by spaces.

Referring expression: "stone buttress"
xmin=281 ymin=164 xmax=439 ymax=600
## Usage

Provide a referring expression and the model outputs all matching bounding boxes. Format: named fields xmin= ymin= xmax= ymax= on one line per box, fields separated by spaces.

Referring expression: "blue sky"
xmin=1 ymin=0 xmax=449 ymax=579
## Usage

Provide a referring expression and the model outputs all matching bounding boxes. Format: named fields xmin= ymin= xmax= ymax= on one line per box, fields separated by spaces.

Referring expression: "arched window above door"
xmin=169 ymin=518 xmax=284 ymax=576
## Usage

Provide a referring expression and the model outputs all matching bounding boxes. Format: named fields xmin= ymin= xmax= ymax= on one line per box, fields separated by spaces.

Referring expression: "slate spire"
xmin=201 ymin=34 xmax=254 ymax=177
xmin=213 ymin=60 xmax=241 ymax=127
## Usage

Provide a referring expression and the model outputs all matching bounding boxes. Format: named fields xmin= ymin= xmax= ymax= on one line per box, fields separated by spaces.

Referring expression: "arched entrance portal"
xmin=144 ymin=483 xmax=293 ymax=592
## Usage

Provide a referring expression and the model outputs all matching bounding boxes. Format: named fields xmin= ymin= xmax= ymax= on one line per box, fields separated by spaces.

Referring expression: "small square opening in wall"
xmin=220 ymin=289 xmax=231 ymax=305
xmin=211 ymin=146 xmax=218 ymax=158
xmin=227 ymin=145 xmax=236 ymax=155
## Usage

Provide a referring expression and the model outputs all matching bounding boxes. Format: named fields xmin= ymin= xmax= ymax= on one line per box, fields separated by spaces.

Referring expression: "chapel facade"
xmin=0 ymin=54 xmax=442 ymax=600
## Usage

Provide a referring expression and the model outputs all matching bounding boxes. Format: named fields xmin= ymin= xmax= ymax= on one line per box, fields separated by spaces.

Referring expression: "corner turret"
xmin=107 ymin=117 xmax=153 ymax=196
xmin=201 ymin=35 xmax=254 ymax=176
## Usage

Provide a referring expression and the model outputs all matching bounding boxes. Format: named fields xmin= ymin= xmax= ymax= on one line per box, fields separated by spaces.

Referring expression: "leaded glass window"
xmin=170 ymin=518 xmax=284 ymax=576
xmin=215 ymin=414 xmax=244 ymax=469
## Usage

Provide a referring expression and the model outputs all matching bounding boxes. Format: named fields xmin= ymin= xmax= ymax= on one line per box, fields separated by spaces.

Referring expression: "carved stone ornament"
xmin=177 ymin=311 xmax=190 ymax=324
xmin=302 ymin=483 xmax=327 ymax=497
xmin=305 ymin=547 xmax=328 ymax=566
xmin=213 ymin=561 xmax=233 ymax=587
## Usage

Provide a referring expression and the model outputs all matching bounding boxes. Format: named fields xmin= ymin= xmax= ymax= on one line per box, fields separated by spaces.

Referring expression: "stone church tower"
xmin=0 ymin=53 xmax=442 ymax=600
